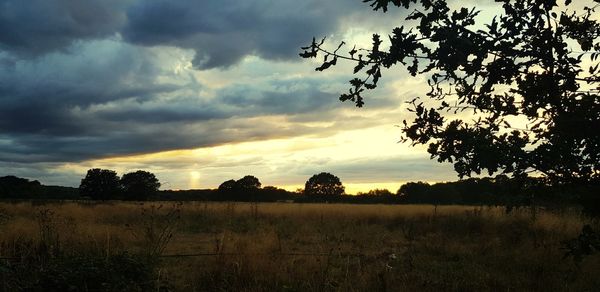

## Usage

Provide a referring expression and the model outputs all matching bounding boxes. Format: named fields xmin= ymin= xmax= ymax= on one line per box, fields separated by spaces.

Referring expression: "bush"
xmin=1 ymin=252 xmax=159 ymax=291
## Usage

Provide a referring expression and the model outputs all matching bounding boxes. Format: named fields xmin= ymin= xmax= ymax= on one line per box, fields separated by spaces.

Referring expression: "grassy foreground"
xmin=0 ymin=201 xmax=599 ymax=291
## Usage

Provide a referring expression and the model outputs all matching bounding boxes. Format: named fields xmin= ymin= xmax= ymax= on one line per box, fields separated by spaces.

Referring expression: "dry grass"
xmin=1 ymin=201 xmax=599 ymax=291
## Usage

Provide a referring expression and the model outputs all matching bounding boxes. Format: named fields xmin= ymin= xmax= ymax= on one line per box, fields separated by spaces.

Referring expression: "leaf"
xmin=590 ymin=63 xmax=599 ymax=75
xmin=315 ymin=62 xmax=332 ymax=71
xmin=349 ymin=46 xmax=357 ymax=58
xmin=353 ymin=61 xmax=366 ymax=74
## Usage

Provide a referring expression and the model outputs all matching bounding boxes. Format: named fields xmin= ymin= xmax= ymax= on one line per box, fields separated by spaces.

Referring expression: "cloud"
xmin=0 ymin=39 xmax=179 ymax=135
xmin=122 ymin=0 xmax=369 ymax=69
xmin=0 ymin=161 xmax=81 ymax=186
xmin=0 ymin=0 xmax=455 ymax=189
xmin=0 ymin=0 xmax=406 ymax=69
xmin=0 ymin=37 xmax=408 ymax=164
xmin=0 ymin=0 xmax=130 ymax=56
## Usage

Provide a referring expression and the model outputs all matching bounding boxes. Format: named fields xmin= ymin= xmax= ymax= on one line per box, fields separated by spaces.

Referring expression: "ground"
xmin=1 ymin=201 xmax=599 ymax=291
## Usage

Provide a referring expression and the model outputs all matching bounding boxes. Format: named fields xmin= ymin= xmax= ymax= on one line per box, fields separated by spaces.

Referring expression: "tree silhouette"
xmin=218 ymin=179 xmax=237 ymax=192
xmin=357 ymin=188 xmax=394 ymax=196
xmin=217 ymin=176 xmax=262 ymax=201
xmin=236 ymin=175 xmax=262 ymax=190
xmin=79 ymin=168 xmax=120 ymax=200
xmin=120 ymin=170 xmax=160 ymax=201
xmin=0 ymin=176 xmax=43 ymax=199
xmin=304 ymin=172 xmax=345 ymax=196
xmin=301 ymin=0 xmax=600 ymax=185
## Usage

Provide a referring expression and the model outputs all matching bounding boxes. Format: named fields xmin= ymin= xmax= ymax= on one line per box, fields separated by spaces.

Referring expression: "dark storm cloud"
xmin=0 ymin=113 xmax=342 ymax=163
xmin=0 ymin=0 xmax=368 ymax=68
xmin=92 ymin=73 xmax=365 ymax=125
xmin=0 ymin=0 xmax=129 ymax=56
xmin=0 ymin=37 xmax=396 ymax=163
xmin=122 ymin=0 xmax=363 ymax=68
xmin=0 ymin=0 xmax=408 ymax=167
xmin=0 ymin=40 xmax=177 ymax=136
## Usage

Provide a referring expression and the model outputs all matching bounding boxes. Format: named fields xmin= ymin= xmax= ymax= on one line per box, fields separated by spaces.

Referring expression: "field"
xmin=1 ymin=201 xmax=599 ymax=291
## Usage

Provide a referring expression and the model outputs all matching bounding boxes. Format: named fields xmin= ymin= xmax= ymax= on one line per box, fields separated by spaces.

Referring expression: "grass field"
xmin=1 ymin=201 xmax=599 ymax=291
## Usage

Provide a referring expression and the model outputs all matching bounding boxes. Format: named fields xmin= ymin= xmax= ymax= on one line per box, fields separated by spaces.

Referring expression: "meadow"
xmin=1 ymin=201 xmax=599 ymax=291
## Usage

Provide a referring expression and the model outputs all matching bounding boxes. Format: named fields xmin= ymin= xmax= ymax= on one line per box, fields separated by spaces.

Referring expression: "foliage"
xmin=0 ymin=176 xmax=78 ymax=199
xmin=218 ymin=179 xmax=238 ymax=193
xmin=578 ymin=183 xmax=600 ymax=216
xmin=562 ymin=224 xmax=600 ymax=263
xmin=0 ymin=176 xmax=43 ymax=199
xmin=0 ymin=205 xmax=162 ymax=291
xmin=217 ymin=175 xmax=262 ymax=201
xmin=79 ymin=168 xmax=121 ymax=200
xmin=120 ymin=170 xmax=161 ymax=201
xmin=357 ymin=188 xmax=394 ymax=196
xmin=127 ymin=203 xmax=181 ymax=257
xmin=301 ymin=0 xmax=600 ymax=185
xmin=237 ymin=175 xmax=262 ymax=190
xmin=396 ymin=175 xmax=565 ymax=206
xmin=1 ymin=252 xmax=159 ymax=291
xmin=304 ymin=172 xmax=345 ymax=196
xmin=2 ymin=202 xmax=600 ymax=291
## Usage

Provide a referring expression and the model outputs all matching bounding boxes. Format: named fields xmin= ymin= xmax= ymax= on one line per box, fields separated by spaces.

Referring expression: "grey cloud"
xmin=0 ymin=0 xmax=415 ymax=173
xmin=0 ymin=37 xmax=394 ymax=163
xmin=92 ymin=75 xmax=352 ymax=124
xmin=0 ymin=40 xmax=177 ymax=136
xmin=0 ymin=0 xmax=396 ymax=68
xmin=0 ymin=161 xmax=81 ymax=186
xmin=0 ymin=0 xmax=129 ymax=56
xmin=122 ymin=0 xmax=363 ymax=69
xmin=0 ymin=114 xmax=342 ymax=163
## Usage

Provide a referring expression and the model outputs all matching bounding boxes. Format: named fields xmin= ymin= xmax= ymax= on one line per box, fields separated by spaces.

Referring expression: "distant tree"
xmin=304 ymin=172 xmax=345 ymax=196
xmin=301 ymin=0 xmax=600 ymax=186
xmin=397 ymin=181 xmax=430 ymax=200
xmin=218 ymin=179 xmax=237 ymax=193
xmin=79 ymin=169 xmax=120 ymax=200
xmin=0 ymin=176 xmax=43 ymax=198
xmin=358 ymin=188 xmax=394 ymax=196
xmin=217 ymin=176 xmax=262 ymax=201
xmin=258 ymin=186 xmax=296 ymax=202
xmin=217 ymin=179 xmax=237 ymax=201
xmin=236 ymin=175 xmax=262 ymax=190
xmin=120 ymin=170 xmax=160 ymax=201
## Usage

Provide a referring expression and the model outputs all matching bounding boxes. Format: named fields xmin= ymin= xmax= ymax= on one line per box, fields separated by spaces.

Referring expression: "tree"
xmin=236 ymin=175 xmax=262 ymax=190
xmin=79 ymin=168 xmax=120 ymax=200
xmin=0 ymin=176 xmax=43 ymax=199
xmin=357 ymin=188 xmax=394 ymax=196
xmin=301 ymin=0 xmax=600 ymax=186
xmin=397 ymin=181 xmax=430 ymax=196
xmin=218 ymin=179 xmax=237 ymax=193
xmin=120 ymin=170 xmax=160 ymax=200
xmin=217 ymin=176 xmax=262 ymax=201
xmin=304 ymin=172 xmax=345 ymax=196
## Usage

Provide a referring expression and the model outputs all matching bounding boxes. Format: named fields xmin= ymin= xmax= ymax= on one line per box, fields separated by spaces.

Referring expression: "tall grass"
xmin=0 ymin=201 xmax=599 ymax=291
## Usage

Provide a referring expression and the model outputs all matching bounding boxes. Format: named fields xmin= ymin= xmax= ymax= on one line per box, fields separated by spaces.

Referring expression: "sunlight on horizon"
xmin=54 ymin=123 xmax=456 ymax=191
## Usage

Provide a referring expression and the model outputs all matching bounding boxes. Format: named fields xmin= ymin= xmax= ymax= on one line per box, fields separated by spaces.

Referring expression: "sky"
xmin=0 ymin=0 xmax=470 ymax=193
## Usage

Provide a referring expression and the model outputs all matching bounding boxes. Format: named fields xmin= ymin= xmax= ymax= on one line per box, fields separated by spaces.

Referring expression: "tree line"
xmin=78 ymin=169 xmax=160 ymax=200
xmin=1 ymin=170 xmax=598 ymax=214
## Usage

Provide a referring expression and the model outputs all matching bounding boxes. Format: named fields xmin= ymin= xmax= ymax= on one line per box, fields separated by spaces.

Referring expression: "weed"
xmin=127 ymin=202 xmax=181 ymax=257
